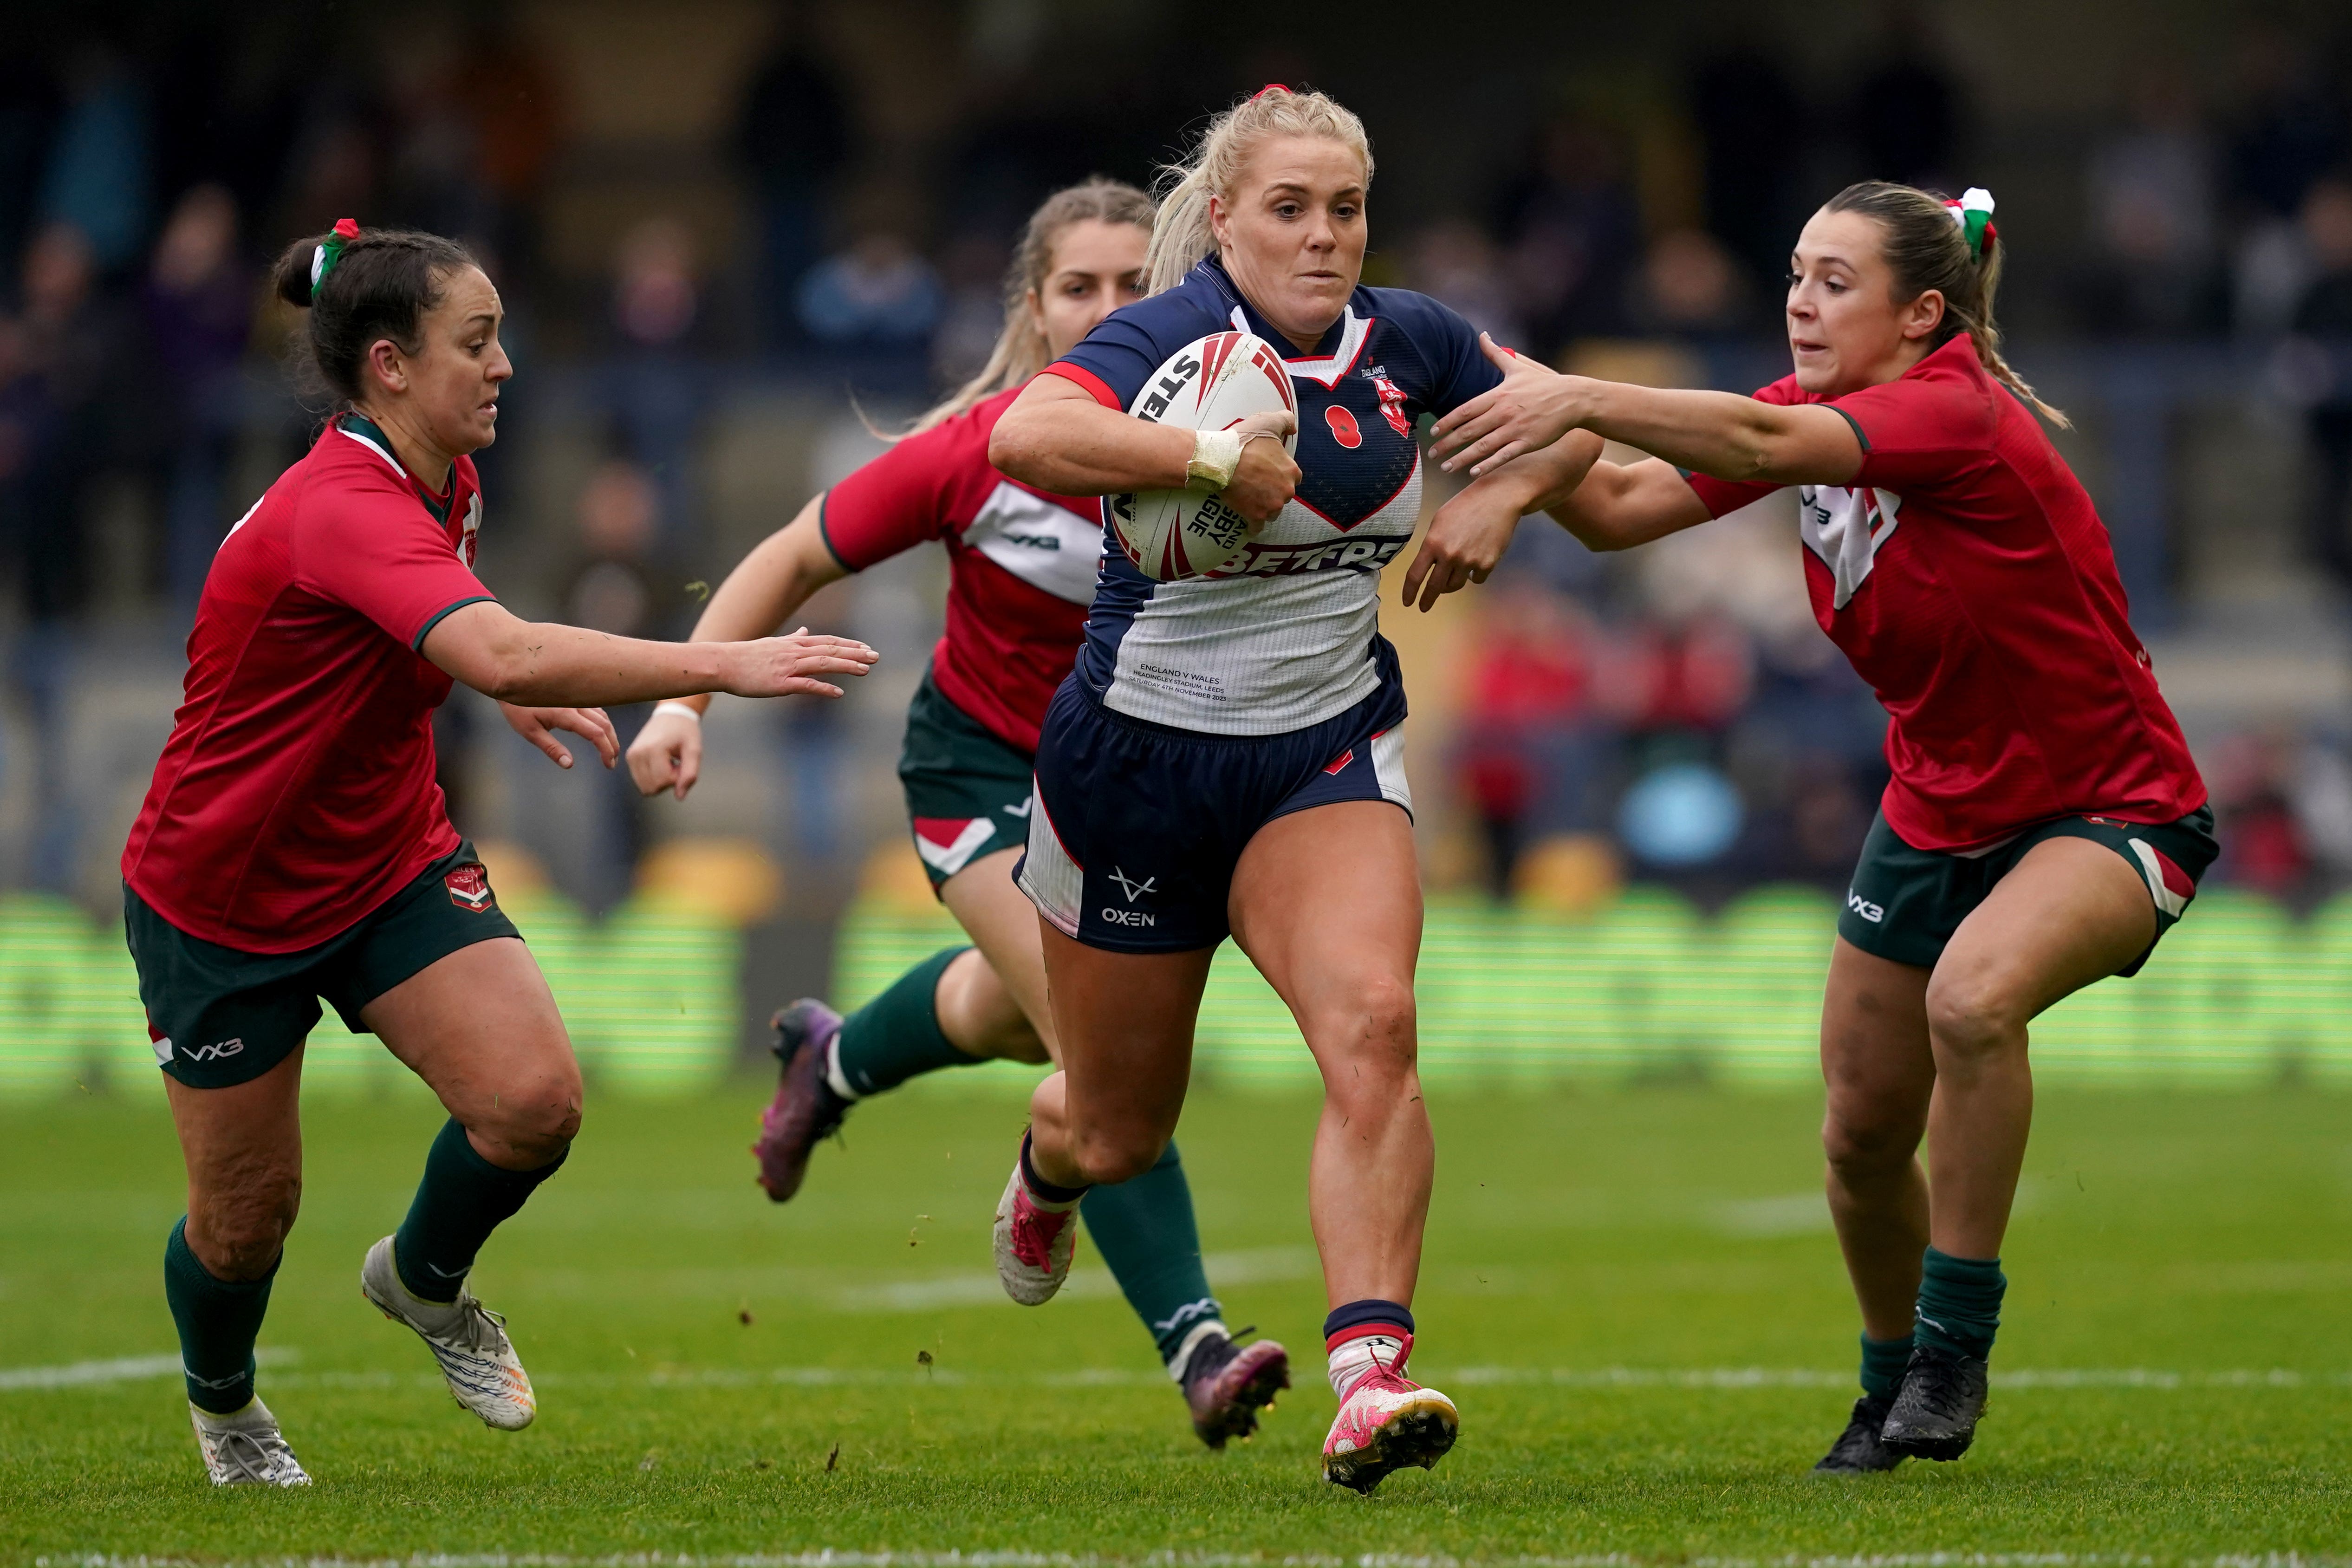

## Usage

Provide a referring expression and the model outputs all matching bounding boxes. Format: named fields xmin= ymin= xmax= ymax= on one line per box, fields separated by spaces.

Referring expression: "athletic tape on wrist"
xmin=652 ymin=701 xmax=703 ymax=722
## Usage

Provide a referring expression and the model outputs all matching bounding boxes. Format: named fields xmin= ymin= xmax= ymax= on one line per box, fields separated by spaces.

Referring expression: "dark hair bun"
xmin=271 ymin=236 xmax=322 ymax=309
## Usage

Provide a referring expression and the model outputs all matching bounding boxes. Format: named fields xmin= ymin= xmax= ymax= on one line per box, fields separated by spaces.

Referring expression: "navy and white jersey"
xmin=1046 ymin=256 xmax=1503 ymax=735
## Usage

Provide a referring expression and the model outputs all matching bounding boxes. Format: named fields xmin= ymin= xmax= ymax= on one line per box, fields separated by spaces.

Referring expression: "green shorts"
xmin=898 ymin=670 xmax=1038 ymax=894
xmin=1837 ymin=805 xmax=2218 ymax=977
xmin=127 ymin=837 xmax=521 ymax=1089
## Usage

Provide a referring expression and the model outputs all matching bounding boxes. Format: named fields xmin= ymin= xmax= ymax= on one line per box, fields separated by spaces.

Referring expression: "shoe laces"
xmin=442 ymin=1294 xmax=512 ymax=1358
xmin=213 ymin=1425 xmax=297 ymax=1483
xmin=1344 ymin=1331 xmax=1418 ymax=1399
xmin=1009 ymin=1190 xmax=1072 ymax=1270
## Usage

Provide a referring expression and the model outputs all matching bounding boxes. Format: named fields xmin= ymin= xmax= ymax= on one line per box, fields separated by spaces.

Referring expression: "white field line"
xmin=29 ymin=1553 xmax=2352 ymax=1568
xmin=10 ymin=1356 xmax=2346 ymax=1398
xmin=0 ymin=1347 xmax=295 ymax=1391
xmin=832 ymin=1246 xmax=1316 ymax=1312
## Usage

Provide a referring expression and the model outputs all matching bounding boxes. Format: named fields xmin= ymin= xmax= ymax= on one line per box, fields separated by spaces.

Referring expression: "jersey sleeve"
xmin=1682 ymin=375 xmax=1808 ymax=518
xmin=1403 ymin=292 xmax=1506 ymax=415
xmin=1046 ymin=294 xmax=1220 ymax=411
xmin=1833 ymin=367 xmax=2000 ymax=492
xmin=299 ymin=477 xmax=494 ymax=650
xmin=819 ymin=414 xmax=987 ymax=571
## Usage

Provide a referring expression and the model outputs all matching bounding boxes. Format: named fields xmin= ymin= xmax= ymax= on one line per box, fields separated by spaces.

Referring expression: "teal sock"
xmin=393 ymin=1117 xmax=566 ymax=1303
xmin=164 ymin=1217 xmax=275 ymax=1414
xmin=832 ymin=947 xmax=980 ymax=1097
xmin=1079 ymin=1140 xmax=1221 ymax=1367
xmin=1859 ymin=1332 xmax=1913 ymax=1398
xmin=1914 ymin=1245 xmax=2005 ymax=1360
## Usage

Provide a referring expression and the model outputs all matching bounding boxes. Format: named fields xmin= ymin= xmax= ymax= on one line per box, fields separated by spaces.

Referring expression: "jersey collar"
xmin=1196 ymin=256 xmax=1371 ymax=388
xmin=338 ymin=412 xmax=456 ymax=523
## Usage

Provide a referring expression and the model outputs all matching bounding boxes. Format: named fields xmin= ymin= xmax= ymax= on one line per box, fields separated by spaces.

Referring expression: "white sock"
xmin=823 ymin=1034 xmax=860 ymax=1102
xmin=1327 ymin=1333 xmax=1405 ymax=1399
xmin=1166 ymin=1317 xmax=1231 ymax=1384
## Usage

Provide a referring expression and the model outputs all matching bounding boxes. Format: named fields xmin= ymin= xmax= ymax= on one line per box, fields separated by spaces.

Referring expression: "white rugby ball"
xmin=1107 ymin=331 xmax=1298 ymax=581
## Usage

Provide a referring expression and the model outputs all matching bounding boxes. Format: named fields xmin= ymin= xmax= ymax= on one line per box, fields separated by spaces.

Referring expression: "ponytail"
xmin=1824 ymin=180 xmax=2069 ymax=429
xmin=1145 ymin=84 xmax=1374 ymax=296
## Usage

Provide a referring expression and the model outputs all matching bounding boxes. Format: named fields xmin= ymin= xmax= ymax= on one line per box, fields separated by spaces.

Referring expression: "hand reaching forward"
xmin=1429 ymin=334 xmax=1589 ymax=477
xmin=627 ymin=705 xmax=703 ymax=800
xmin=502 ymin=703 xmax=620 ymax=770
xmin=721 ymin=629 xmax=880 ymax=699
xmin=1222 ymin=410 xmax=1300 ymax=527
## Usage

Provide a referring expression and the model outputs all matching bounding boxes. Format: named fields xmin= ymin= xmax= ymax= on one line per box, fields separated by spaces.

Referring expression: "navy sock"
xmin=832 ymin=948 xmax=978 ymax=1097
xmin=1324 ymin=1298 xmax=1416 ymax=1342
xmin=164 ymin=1217 xmax=275 ymax=1414
xmin=1860 ymin=1332 xmax=1914 ymax=1398
xmin=1019 ymin=1129 xmax=1087 ymax=1205
xmin=1914 ymin=1246 xmax=2005 ymax=1361
xmin=393 ymin=1117 xmax=566 ymax=1303
xmin=1079 ymin=1140 xmax=1220 ymax=1365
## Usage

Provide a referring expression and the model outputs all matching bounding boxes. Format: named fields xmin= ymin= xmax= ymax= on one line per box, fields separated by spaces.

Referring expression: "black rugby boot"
xmin=1879 ymin=1341 xmax=1990 ymax=1461
xmin=1811 ymin=1392 xmax=1905 ymax=1475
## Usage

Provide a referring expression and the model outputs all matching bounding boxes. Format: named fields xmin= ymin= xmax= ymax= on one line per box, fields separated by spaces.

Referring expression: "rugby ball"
xmin=1107 ymin=331 xmax=1298 ymax=581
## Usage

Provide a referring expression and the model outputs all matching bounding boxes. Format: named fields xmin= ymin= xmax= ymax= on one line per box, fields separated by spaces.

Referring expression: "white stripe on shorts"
xmin=1370 ymin=726 xmax=1412 ymax=818
xmin=1017 ymin=782 xmax=1084 ymax=937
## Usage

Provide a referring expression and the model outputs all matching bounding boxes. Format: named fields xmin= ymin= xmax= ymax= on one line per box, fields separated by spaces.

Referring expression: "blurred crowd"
xmin=6 ymin=6 xmax=2352 ymax=907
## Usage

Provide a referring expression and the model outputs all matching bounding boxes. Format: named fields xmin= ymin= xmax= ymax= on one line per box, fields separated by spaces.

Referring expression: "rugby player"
xmin=987 ymin=86 xmax=1593 ymax=1492
xmin=124 ymin=222 xmax=876 ymax=1484
xmin=625 ymin=180 xmax=1292 ymax=1448
xmin=1408 ymin=181 xmax=2213 ymax=1470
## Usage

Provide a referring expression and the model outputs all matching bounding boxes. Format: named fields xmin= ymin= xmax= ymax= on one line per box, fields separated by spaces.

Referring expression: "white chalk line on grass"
xmin=29 ymin=1553 xmax=2352 ymax=1568
xmin=0 ymin=1347 xmax=296 ymax=1391
xmin=9 ymin=1356 xmax=2347 ymax=1397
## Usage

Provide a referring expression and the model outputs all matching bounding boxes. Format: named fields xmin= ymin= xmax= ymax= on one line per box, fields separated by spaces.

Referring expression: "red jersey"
xmin=820 ymin=383 xmax=1101 ymax=754
xmin=1687 ymin=336 xmax=2206 ymax=851
xmin=123 ymin=414 xmax=493 ymax=951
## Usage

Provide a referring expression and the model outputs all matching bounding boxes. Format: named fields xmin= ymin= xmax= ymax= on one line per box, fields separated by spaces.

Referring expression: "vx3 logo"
xmin=1108 ymin=867 xmax=1157 ymax=902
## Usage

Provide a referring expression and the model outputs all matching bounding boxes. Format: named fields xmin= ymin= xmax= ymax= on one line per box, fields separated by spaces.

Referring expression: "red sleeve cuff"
xmin=1041 ymin=361 xmax=1120 ymax=410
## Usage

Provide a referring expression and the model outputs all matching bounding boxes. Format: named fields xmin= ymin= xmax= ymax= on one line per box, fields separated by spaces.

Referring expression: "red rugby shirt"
xmin=820 ymin=383 xmax=1103 ymax=755
xmin=122 ymin=414 xmax=493 ymax=951
xmin=1685 ymin=336 xmax=2206 ymax=851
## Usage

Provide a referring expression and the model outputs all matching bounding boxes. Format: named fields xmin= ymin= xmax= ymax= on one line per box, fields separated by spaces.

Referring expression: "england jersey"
xmin=1045 ymin=256 xmax=1502 ymax=735
xmin=1686 ymin=336 xmax=2207 ymax=851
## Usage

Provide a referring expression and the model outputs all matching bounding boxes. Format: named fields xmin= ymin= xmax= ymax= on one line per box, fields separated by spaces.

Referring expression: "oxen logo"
xmin=446 ymin=863 xmax=495 ymax=911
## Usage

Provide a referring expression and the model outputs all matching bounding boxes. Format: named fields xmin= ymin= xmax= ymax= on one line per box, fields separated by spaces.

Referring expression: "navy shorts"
xmin=1016 ymin=674 xmax=1412 ymax=953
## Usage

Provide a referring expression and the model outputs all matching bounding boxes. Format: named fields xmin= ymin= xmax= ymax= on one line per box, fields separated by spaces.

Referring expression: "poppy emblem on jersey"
xmin=445 ymin=864 xmax=494 ymax=911
xmin=913 ymin=816 xmax=997 ymax=878
xmin=2128 ymin=839 xmax=2196 ymax=919
xmin=1325 ymin=406 xmax=1364 ymax=449
xmin=1368 ymin=371 xmax=1411 ymax=437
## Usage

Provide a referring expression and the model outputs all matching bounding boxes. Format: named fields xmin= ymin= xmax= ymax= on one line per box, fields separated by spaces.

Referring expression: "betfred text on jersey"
xmin=1222 ymin=535 xmax=1408 ymax=579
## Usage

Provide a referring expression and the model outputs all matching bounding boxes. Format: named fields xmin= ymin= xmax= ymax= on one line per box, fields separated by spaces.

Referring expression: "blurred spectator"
xmin=2077 ymin=68 xmax=2224 ymax=336
xmin=734 ymin=9 xmax=853 ymax=349
xmin=1848 ymin=6 xmax=1962 ymax=191
xmin=453 ymin=13 xmax=565 ymax=274
xmin=2210 ymin=729 xmax=2315 ymax=897
xmin=796 ymin=227 xmax=943 ymax=349
xmin=930 ymin=228 xmax=1011 ymax=391
xmin=2224 ymin=29 xmax=2347 ymax=334
xmin=141 ymin=185 xmax=252 ymax=610
xmin=1494 ymin=114 xmax=1640 ymax=359
xmin=2290 ymin=178 xmax=2352 ymax=591
xmin=0 ymin=55 xmax=60 ymax=301
xmin=1409 ymin=218 xmax=1526 ymax=350
xmin=37 ymin=49 xmax=150 ymax=273
xmin=606 ymin=218 xmax=707 ymax=550
xmin=557 ymin=459 xmax=671 ymax=912
xmin=1458 ymin=585 xmax=1602 ymax=898
xmin=1631 ymin=228 xmax=1749 ymax=342
xmin=1688 ymin=42 xmax=1806 ymax=293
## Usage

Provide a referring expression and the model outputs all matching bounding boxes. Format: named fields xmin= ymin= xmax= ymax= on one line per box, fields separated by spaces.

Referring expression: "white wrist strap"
xmin=652 ymin=701 xmax=703 ymax=722
xmin=1186 ymin=429 xmax=1243 ymax=492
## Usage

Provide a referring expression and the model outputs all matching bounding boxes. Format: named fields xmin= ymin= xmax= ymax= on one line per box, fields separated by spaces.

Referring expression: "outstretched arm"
xmin=988 ymin=372 xmax=1299 ymax=524
xmin=1427 ymin=334 xmax=1864 ymax=486
xmin=421 ymin=600 xmax=876 ymax=709
xmin=626 ymin=493 xmax=851 ymax=798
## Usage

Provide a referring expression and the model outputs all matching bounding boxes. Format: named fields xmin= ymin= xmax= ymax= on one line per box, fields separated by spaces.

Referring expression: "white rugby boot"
xmin=991 ymin=1140 xmax=1081 ymax=1305
xmin=361 ymin=1235 xmax=536 ymax=1430
xmin=190 ymin=1396 xmax=312 ymax=1486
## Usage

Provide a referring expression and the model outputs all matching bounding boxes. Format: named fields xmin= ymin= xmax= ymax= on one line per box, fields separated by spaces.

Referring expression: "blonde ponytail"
xmin=894 ymin=178 xmax=1154 ymax=438
xmin=1144 ymin=84 xmax=1374 ymax=296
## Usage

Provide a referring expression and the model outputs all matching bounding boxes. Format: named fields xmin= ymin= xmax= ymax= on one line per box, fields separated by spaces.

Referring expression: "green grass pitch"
xmin=3 ymin=1080 xmax=2348 ymax=1561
